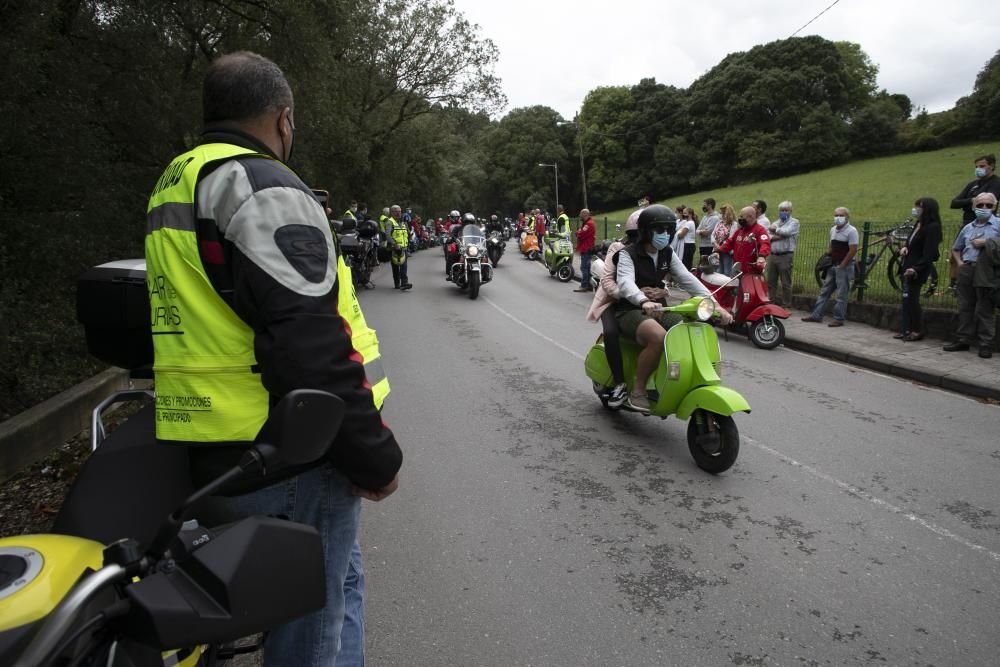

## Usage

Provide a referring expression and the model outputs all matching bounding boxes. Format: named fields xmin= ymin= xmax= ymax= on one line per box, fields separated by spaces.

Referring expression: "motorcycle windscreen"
xmin=461 ymin=225 xmax=485 ymax=247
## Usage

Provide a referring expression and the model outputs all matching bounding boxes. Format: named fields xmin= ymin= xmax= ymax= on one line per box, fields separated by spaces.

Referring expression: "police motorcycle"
xmin=333 ymin=215 xmax=379 ymax=289
xmin=0 ymin=261 xmax=346 ymax=666
xmin=582 ymin=208 xmax=750 ymax=474
xmin=448 ymin=215 xmax=494 ymax=300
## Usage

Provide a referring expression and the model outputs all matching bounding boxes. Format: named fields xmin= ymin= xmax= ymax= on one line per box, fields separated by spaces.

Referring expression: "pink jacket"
xmin=586 ymin=240 xmax=626 ymax=322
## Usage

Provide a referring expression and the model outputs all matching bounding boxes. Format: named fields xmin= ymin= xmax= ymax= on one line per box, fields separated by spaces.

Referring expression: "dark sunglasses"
xmin=650 ymin=224 xmax=673 ymax=234
xmin=975 ymin=203 xmax=995 ymax=209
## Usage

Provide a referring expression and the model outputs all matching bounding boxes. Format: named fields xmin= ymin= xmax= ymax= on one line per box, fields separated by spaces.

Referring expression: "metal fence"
xmin=595 ymin=216 xmax=966 ymax=310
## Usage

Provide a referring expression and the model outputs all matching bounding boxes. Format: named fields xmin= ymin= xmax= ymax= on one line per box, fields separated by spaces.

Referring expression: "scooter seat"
xmin=701 ymin=272 xmax=737 ymax=287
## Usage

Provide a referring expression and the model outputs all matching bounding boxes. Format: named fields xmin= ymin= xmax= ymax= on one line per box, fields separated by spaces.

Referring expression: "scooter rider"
xmin=713 ymin=205 xmax=771 ymax=273
xmin=586 ymin=215 xmax=641 ymax=408
xmin=615 ymin=205 xmax=732 ymax=413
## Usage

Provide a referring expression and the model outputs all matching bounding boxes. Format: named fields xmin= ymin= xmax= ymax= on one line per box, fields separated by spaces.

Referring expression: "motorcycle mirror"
xmin=340 ymin=216 xmax=357 ymax=232
xmin=253 ymin=389 xmax=345 ymax=467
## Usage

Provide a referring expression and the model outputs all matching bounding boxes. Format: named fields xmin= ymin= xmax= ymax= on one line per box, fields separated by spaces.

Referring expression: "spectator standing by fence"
xmin=574 ymin=208 xmax=596 ymax=292
xmin=894 ymin=197 xmax=942 ymax=342
xmin=948 ymin=154 xmax=1000 ymax=290
xmin=673 ymin=206 xmax=697 ymax=269
xmin=697 ymin=198 xmax=720 ymax=260
xmin=802 ymin=207 xmax=858 ymax=327
xmin=944 ymin=192 xmax=1000 ymax=358
xmin=766 ymin=201 xmax=799 ymax=307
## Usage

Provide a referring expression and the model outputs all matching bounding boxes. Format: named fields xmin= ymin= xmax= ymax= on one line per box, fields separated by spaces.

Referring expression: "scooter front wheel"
xmin=749 ymin=317 xmax=784 ymax=349
xmin=687 ymin=411 xmax=739 ymax=474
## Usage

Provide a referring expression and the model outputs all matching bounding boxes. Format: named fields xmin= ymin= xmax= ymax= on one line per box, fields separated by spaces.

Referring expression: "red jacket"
xmin=535 ymin=215 xmax=546 ymax=236
xmin=576 ymin=217 xmax=596 ymax=253
xmin=718 ymin=222 xmax=771 ymax=265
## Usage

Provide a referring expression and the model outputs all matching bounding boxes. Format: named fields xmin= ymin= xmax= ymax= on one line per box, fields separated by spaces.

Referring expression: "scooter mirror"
xmin=254 ymin=389 xmax=346 ymax=467
xmin=340 ymin=216 xmax=357 ymax=232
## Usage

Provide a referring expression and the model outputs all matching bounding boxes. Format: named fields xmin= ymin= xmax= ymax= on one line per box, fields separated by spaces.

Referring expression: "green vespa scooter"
xmin=540 ymin=231 xmax=575 ymax=282
xmin=584 ymin=296 xmax=750 ymax=473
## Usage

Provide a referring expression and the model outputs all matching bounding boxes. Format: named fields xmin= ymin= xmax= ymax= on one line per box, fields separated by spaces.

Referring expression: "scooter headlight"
xmin=467 ymin=245 xmax=479 ymax=257
xmin=696 ymin=298 xmax=716 ymax=322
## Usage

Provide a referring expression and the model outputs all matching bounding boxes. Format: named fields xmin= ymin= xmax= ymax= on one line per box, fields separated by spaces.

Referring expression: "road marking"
xmin=486 ymin=294 xmax=1000 ymax=563
xmin=483 ymin=297 xmax=585 ymax=361
xmin=745 ymin=435 xmax=1000 ymax=563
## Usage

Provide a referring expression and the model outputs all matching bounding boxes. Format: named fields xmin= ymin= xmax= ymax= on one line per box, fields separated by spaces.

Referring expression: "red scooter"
xmin=693 ymin=257 xmax=789 ymax=349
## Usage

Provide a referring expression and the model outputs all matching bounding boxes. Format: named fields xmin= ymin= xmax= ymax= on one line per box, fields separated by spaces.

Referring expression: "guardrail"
xmin=0 ymin=368 xmax=136 ymax=483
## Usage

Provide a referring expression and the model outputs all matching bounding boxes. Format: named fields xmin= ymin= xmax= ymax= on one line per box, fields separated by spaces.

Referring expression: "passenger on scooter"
xmin=615 ymin=205 xmax=733 ymax=413
xmin=585 ymin=215 xmax=641 ymax=407
xmin=713 ymin=205 xmax=771 ymax=272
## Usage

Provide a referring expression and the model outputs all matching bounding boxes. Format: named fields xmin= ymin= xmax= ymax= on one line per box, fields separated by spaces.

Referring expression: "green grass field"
xmin=591 ymin=141 xmax=1000 ymax=307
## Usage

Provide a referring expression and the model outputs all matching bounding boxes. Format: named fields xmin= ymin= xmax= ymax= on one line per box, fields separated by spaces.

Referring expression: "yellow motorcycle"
xmin=0 ymin=261 xmax=345 ymax=666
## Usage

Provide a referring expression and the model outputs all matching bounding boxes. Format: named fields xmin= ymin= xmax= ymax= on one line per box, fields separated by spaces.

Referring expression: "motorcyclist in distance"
xmin=444 ymin=211 xmax=473 ymax=279
xmin=486 ymin=214 xmax=504 ymax=236
xmin=614 ymin=205 xmax=733 ymax=412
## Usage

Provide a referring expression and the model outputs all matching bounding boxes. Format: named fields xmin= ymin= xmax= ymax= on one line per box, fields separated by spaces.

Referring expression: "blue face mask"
xmin=779 ymin=211 xmax=790 ymax=222
xmin=974 ymin=207 xmax=993 ymax=220
xmin=911 ymin=207 xmax=919 ymax=218
xmin=651 ymin=232 xmax=671 ymax=249
xmin=975 ymin=167 xmax=987 ymax=178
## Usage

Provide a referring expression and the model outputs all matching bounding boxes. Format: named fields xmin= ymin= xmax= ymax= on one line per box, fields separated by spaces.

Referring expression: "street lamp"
xmin=537 ymin=162 xmax=559 ymax=212
xmin=557 ymin=120 xmax=588 ymax=210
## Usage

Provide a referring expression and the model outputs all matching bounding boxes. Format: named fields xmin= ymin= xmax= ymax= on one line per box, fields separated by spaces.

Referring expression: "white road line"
xmin=483 ymin=297 xmax=585 ymax=361
xmin=746 ymin=436 xmax=1000 ymax=563
xmin=485 ymin=295 xmax=1000 ymax=563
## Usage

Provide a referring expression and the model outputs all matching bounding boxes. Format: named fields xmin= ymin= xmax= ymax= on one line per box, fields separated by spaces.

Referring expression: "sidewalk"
xmin=758 ymin=308 xmax=999 ymax=401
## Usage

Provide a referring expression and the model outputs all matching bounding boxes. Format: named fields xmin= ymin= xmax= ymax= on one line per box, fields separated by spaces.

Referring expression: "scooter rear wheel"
xmin=749 ymin=317 xmax=784 ymax=349
xmin=528 ymin=249 xmax=539 ymax=261
xmin=687 ymin=411 xmax=739 ymax=474
xmin=556 ymin=264 xmax=574 ymax=282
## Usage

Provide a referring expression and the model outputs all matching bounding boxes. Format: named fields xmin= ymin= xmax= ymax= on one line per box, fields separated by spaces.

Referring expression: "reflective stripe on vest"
xmin=146 ymin=143 xmax=388 ymax=443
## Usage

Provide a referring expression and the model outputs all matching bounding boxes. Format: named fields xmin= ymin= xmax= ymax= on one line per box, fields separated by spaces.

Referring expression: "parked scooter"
xmin=449 ymin=223 xmax=494 ymax=299
xmin=584 ymin=296 xmax=750 ymax=473
xmin=519 ymin=229 xmax=541 ymax=261
xmin=0 ymin=261 xmax=348 ymax=666
xmin=692 ymin=256 xmax=789 ymax=349
xmin=541 ymin=233 xmax=575 ymax=282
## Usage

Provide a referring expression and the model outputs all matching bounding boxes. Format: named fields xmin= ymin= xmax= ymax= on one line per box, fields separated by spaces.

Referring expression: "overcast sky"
xmin=451 ymin=0 xmax=999 ymax=119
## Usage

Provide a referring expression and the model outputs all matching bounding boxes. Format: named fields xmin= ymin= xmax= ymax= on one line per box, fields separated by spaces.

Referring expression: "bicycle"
xmin=814 ymin=222 xmax=938 ymax=297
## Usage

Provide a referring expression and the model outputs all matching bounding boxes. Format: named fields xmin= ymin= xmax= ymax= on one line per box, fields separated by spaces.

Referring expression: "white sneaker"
xmin=608 ymin=383 xmax=628 ymax=408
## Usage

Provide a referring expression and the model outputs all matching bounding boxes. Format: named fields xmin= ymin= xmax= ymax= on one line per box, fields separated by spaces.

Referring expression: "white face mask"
xmin=834 ymin=216 xmax=847 ymax=227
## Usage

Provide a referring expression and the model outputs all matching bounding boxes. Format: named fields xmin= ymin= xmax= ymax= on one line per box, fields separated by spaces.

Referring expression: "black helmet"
xmin=462 ymin=212 xmax=476 ymax=225
xmin=636 ymin=204 xmax=677 ymax=244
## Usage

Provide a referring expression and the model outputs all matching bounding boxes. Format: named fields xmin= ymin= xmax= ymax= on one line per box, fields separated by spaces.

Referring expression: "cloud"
xmin=454 ymin=0 xmax=997 ymax=118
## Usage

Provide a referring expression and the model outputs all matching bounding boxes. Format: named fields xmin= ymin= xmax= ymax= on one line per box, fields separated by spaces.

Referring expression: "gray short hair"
xmin=203 ymin=51 xmax=293 ymax=124
xmin=778 ymin=200 xmax=793 ymax=210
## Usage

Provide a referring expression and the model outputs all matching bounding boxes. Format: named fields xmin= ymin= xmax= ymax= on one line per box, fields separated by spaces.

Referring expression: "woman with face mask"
xmin=672 ymin=206 xmax=698 ymax=270
xmin=894 ymin=198 xmax=942 ymax=341
xmin=712 ymin=204 xmax=737 ymax=275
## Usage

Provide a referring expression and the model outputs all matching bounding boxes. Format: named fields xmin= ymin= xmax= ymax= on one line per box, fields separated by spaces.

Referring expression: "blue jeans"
xmin=215 ymin=464 xmax=363 ymax=666
xmin=718 ymin=252 xmax=733 ymax=277
xmin=811 ymin=263 xmax=854 ymax=321
xmin=579 ymin=251 xmax=593 ymax=287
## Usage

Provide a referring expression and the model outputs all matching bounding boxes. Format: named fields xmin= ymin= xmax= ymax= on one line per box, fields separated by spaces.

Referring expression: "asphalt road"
xmin=355 ymin=246 xmax=999 ymax=666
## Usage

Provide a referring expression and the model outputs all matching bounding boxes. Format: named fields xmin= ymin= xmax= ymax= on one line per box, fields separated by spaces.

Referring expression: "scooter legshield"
xmin=676 ymin=385 xmax=751 ymax=420
xmin=584 ymin=340 xmax=613 ymax=387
